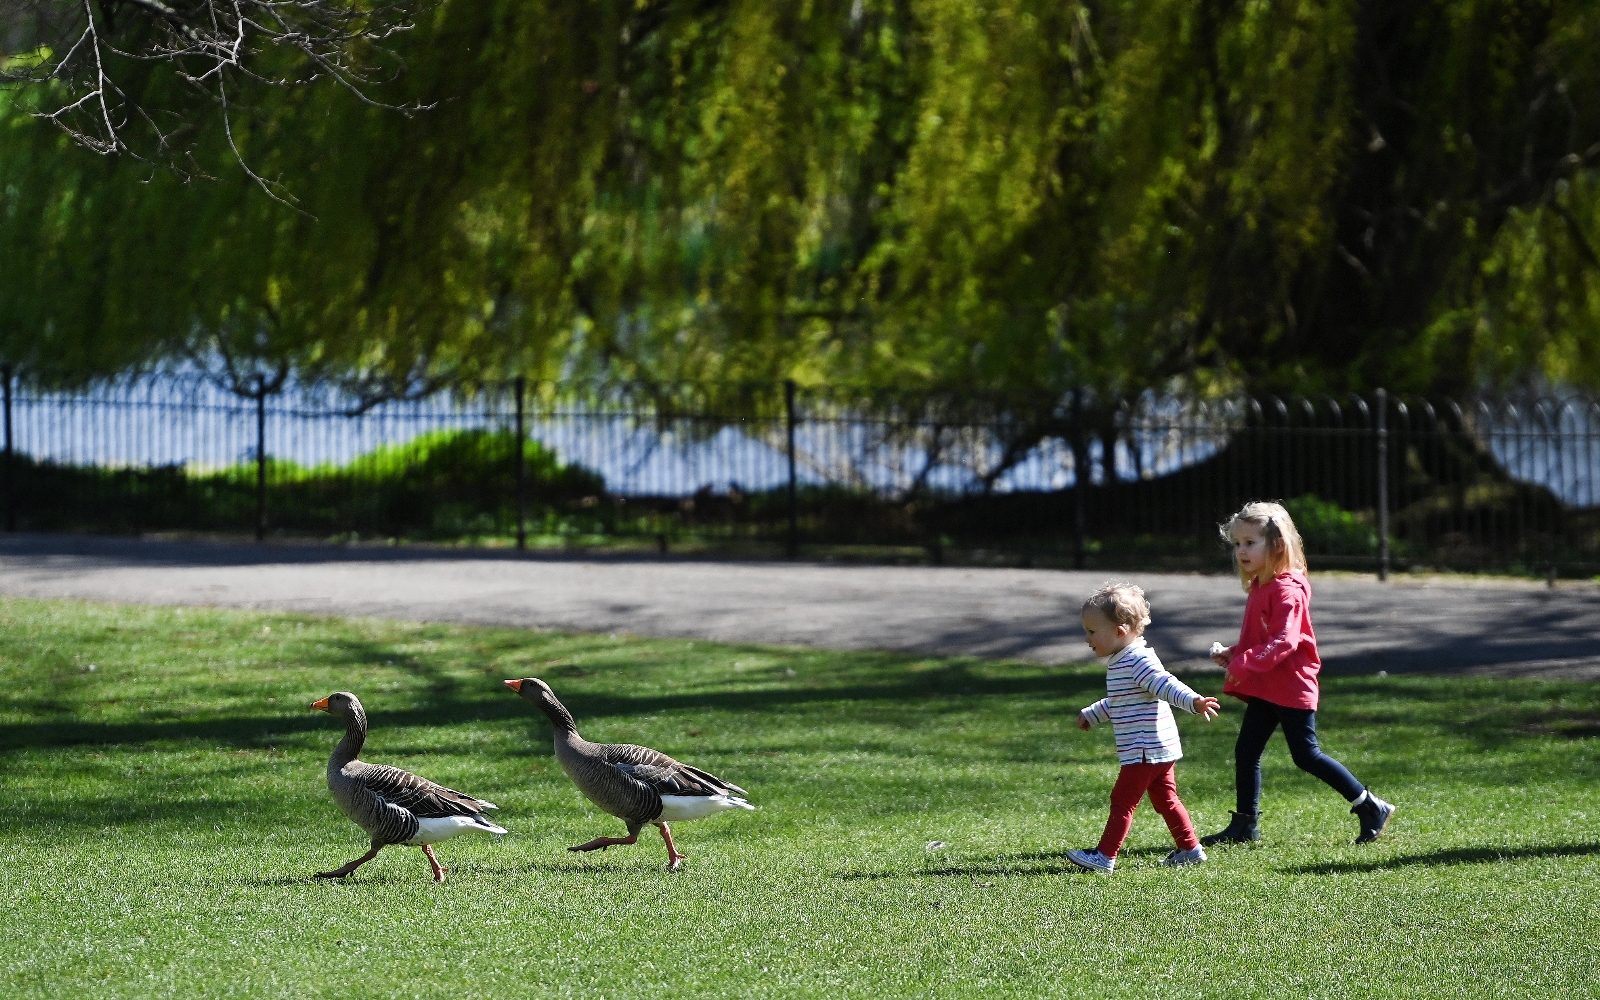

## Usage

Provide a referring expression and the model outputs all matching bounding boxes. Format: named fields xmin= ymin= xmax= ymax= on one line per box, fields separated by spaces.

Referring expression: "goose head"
xmin=311 ymin=691 xmax=365 ymax=725
xmin=503 ymin=677 xmax=574 ymax=728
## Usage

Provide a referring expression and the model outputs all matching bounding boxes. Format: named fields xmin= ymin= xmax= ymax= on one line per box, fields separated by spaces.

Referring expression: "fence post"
xmin=255 ymin=386 xmax=268 ymax=543
xmin=514 ymin=376 xmax=527 ymax=552
xmin=785 ymin=379 xmax=798 ymax=559
xmin=2 ymin=364 xmax=13 ymax=532
xmin=1375 ymin=387 xmax=1390 ymax=581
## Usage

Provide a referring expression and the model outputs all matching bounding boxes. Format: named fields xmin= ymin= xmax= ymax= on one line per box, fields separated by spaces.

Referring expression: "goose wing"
xmin=614 ymin=763 xmax=711 ymax=796
xmin=367 ymin=792 xmax=425 ymax=843
xmin=603 ymin=743 xmax=747 ymax=797
xmin=355 ymin=762 xmax=497 ymax=819
xmin=598 ymin=743 xmax=675 ymax=768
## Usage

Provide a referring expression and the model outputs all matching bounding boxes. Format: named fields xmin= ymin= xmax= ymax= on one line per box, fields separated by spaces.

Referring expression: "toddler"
xmin=1066 ymin=583 xmax=1220 ymax=874
xmin=1202 ymin=501 xmax=1395 ymax=846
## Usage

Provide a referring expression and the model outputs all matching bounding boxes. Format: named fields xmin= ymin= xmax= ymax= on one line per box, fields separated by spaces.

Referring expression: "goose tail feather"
xmin=658 ymin=793 xmax=756 ymax=821
xmin=408 ymin=814 xmax=509 ymax=844
xmin=678 ymin=762 xmax=748 ymax=797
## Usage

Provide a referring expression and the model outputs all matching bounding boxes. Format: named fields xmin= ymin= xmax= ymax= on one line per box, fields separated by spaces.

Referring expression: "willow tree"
xmin=564 ymin=0 xmax=1600 ymax=402
xmin=2 ymin=0 xmax=1598 ymax=405
xmin=0 ymin=1 xmax=614 ymax=392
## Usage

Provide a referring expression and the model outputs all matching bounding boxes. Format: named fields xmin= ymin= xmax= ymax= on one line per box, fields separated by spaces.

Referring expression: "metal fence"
xmin=1 ymin=371 xmax=1597 ymax=576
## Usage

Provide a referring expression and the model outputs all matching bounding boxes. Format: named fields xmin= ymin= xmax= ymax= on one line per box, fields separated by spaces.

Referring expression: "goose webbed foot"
xmin=422 ymin=845 xmax=448 ymax=882
xmin=314 ymin=845 xmax=382 ymax=879
xmin=569 ymin=833 xmax=639 ymax=853
xmin=658 ymin=822 xmax=687 ymax=872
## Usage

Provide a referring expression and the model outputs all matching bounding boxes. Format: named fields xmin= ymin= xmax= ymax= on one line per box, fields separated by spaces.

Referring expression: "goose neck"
xmin=330 ymin=710 xmax=366 ymax=766
xmin=540 ymin=699 xmax=579 ymax=737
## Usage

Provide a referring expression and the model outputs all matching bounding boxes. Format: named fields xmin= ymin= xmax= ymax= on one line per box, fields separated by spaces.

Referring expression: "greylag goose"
xmin=311 ymin=692 xmax=507 ymax=881
xmin=504 ymin=677 xmax=753 ymax=871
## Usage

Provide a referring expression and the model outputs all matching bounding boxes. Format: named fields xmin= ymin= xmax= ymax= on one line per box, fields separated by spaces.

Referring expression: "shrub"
xmin=1283 ymin=494 xmax=1377 ymax=556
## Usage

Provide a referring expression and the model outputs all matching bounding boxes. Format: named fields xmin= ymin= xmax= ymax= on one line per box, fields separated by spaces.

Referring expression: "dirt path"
xmin=1 ymin=534 xmax=1595 ymax=677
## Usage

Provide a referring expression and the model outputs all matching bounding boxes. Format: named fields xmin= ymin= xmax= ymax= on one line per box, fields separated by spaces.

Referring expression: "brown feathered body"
xmin=320 ymin=693 xmax=506 ymax=847
xmin=513 ymin=679 xmax=753 ymax=838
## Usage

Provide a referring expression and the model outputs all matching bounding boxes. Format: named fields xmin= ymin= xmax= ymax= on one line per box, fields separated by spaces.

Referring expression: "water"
xmin=4 ymin=377 xmax=1596 ymax=509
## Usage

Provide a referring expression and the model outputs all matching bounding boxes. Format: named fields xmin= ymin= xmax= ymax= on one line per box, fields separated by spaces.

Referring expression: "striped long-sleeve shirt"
xmin=1080 ymin=638 xmax=1204 ymax=765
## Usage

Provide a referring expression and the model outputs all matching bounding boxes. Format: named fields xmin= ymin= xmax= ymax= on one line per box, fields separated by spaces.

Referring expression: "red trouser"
xmin=1097 ymin=761 xmax=1199 ymax=858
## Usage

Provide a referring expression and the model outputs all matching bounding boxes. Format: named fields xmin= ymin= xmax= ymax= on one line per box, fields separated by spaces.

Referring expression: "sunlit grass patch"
xmin=2 ymin=596 xmax=1597 ymax=999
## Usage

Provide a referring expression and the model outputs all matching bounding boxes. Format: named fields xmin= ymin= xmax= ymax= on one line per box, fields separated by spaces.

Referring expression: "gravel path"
xmin=1 ymin=534 xmax=1595 ymax=677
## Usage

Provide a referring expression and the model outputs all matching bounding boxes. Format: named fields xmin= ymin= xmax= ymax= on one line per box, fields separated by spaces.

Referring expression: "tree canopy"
xmin=2 ymin=0 xmax=1598 ymax=404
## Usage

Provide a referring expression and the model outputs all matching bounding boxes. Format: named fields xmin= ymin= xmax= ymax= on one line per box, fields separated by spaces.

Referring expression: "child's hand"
xmin=1077 ymin=711 xmax=1092 ymax=731
xmin=1194 ymin=696 xmax=1221 ymax=721
xmin=1208 ymin=641 xmax=1231 ymax=667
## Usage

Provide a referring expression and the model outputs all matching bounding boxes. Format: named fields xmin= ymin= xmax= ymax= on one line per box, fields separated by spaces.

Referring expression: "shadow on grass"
xmin=1283 ymin=842 xmax=1600 ymax=875
xmin=469 ymin=859 xmax=660 ymax=876
xmin=233 ymin=858 xmax=665 ymax=884
xmin=4 ymin=795 xmax=248 ymax=830
xmin=837 ymin=845 xmax=1178 ymax=880
xmin=241 ymin=872 xmax=444 ymax=888
xmin=0 ymin=666 xmax=1100 ymax=753
xmin=235 ymin=875 xmax=321 ymax=887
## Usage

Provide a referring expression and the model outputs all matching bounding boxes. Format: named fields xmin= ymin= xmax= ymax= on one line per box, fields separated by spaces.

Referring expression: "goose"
xmin=504 ymin=677 xmax=753 ymax=871
xmin=311 ymin=692 xmax=507 ymax=882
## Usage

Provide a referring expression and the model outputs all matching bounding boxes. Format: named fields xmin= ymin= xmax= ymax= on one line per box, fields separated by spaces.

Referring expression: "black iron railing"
xmin=0 ymin=373 xmax=1594 ymax=575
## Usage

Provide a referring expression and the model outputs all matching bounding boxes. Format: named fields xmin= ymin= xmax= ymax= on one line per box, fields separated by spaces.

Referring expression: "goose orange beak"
xmin=310 ymin=696 xmax=330 ymax=711
xmin=503 ymin=679 xmax=523 ymax=692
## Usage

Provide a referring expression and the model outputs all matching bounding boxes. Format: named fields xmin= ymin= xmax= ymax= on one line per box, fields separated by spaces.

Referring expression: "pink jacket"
xmin=1221 ymin=570 xmax=1321 ymax=711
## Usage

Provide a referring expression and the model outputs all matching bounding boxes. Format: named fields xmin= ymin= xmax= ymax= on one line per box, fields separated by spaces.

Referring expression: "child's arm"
xmin=1132 ymin=656 xmax=1219 ymax=719
xmin=1227 ymin=585 xmax=1309 ymax=679
xmin=1078 ymin=698 xmax=1112 ymax=731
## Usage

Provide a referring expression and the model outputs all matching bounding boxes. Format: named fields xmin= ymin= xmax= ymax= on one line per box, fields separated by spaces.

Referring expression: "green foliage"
xmin=243 ymin=429 xmax=607 ymax=539
xmin=2 ymin=596 xmax=1599 ymax=997
xmin=2 ymin=1 xmax=1599 ymax=397
xmin=1428 ymin=171 xmax=1600 ymax=388
xmin=2 ymin=429 xmax=602 ymax=540
xmin=282 ymin=428 xmax=601 ymax=495
xmin=1283 ymin=494 xmax=1378 ymax=558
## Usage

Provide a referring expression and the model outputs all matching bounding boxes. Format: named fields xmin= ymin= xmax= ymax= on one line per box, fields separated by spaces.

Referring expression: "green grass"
xmin=2 ymin=597 xmax=1597 ymax=998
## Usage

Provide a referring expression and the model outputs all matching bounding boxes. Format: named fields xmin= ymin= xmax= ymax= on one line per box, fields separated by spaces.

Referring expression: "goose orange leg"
xmin=422 ymin=845 xmax=448 ymax=882
xmin=569 ymin=833 xmax=639 ymax=853
xmin=657 ymin=822 xmax=686 ymax=871
xmin=315 ymin=844 xmax=383 ymax=879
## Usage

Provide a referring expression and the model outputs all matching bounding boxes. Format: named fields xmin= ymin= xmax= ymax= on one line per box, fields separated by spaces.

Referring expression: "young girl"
xmin=1202 ymin=501 xmax=1395 ymax=846
xmin=1067 ymin=583 xmax=1220 ymax=874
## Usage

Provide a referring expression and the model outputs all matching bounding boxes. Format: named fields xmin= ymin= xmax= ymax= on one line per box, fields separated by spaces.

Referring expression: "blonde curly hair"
xmin=1081 ymin=582 xmax=1151 ymax=634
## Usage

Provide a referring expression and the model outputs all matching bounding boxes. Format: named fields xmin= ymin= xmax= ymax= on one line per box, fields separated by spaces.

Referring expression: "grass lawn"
xmin=2 ymin=596 xmax=1597 ymax=999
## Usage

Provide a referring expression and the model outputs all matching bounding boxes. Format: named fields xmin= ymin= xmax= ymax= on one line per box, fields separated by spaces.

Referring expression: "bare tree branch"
xmin=1 ymin=0 xmax=429 ymax=191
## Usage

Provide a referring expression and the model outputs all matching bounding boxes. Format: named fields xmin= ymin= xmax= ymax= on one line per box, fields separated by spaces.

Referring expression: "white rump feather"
xmin=405 ymin=815 xmax=509 ymax=845
xmin=658 ymin=794 xmax=756 ymax=822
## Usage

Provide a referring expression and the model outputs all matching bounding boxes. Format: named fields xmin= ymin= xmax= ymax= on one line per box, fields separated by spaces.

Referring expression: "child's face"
xmin=1231 ymin=522 xmax=1278 ymax=581
xmin=1081 ymin=607 xmax=1133 ymax=658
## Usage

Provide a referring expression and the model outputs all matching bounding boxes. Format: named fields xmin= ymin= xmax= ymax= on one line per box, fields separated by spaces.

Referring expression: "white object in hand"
xmin=1209 ymin=641 xmax=1227 ymax=658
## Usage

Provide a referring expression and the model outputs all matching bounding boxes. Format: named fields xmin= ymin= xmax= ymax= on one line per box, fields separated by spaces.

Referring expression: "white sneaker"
xmin=1160 ymin=846 xmax=1208 ymax=867
xmin=1066 ymin=848 xmax=1115 ymax=874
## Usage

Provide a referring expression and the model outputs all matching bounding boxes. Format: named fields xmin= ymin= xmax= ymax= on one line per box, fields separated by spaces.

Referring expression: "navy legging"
xmin=1234 ymin=697 xmax=1364 ymax=814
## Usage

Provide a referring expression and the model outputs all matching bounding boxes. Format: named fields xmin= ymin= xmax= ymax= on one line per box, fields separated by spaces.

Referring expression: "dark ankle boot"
xmin=1200 ymin=811 xmax=1259 ymax=846
xmin=1352 ymin=792 xmax=1395 ymax=843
